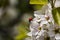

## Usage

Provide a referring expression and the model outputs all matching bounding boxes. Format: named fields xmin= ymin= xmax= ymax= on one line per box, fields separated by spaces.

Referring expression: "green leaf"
xmin=32 ymin=4 xmax=43 ymax=10
xmin=30 ymin=0 xmax=48 ymax=5
xmin=52 ymin=7 xmax=60 ymax=26
xmin=15 ymin=23 xmax=28 ymax=40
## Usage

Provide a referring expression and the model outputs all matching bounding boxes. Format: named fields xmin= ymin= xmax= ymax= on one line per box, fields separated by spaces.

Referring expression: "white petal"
xmin=38 ymin=30 xmax=44 ymax=36
xmin=34 ymin=13 xmax=38 ymax=17
xmin=32 ymin=29 xmax=39 ymax=36
xmin=30 ymin=26 xmax=34 ymax=31
xmin=34 ymin=10 xmax=44 ymax=15
xmin=40 ymin=21 xmax=48 ymax=26
xmin=48 ymin=31 xmax=55 ymax=37
xmin=30 ymin=21 xmax=39 ymax=29
xmin=27 ymin=32 xmax=32 ymax=36
xmin=35 ymin=32 xmax=39 ymax=36
xmin=36 ymin=36 xmax=40 ymax=39
xmin=55 ymin=0 xmax=60 ymax=7
xmin=47 ymin=3 xmax=52 ymax=9
xmin=55 ymin=34 xmax=60 ymax=39
xmin=36 ymin=20 xmax=41 ymax=22
xmin=33 ymin=18 xmax=41 ymax=22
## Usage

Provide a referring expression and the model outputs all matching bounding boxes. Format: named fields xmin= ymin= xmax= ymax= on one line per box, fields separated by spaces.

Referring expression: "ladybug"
xmin=29 ymin=17 xmax=33 ymax=22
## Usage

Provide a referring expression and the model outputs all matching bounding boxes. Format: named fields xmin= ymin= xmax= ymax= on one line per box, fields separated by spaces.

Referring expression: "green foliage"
xmin=15 ymin=22 xmax=29 ymax=40
xmin=0 ymin=0 xmax=9 ymax=7
xmin=30 ymin=0 xmax=48 ymax=10
xmin=32 ymin=4 xmax=43 ymax=10
xmin=30 ymin=0 xmax=48 ymax=5
xmin=52 ymin=7 xmax=60 ymax=26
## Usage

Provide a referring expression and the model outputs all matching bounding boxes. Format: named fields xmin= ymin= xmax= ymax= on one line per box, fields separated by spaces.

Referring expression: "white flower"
xmin=27 ymin=20 xmax=40 ymax=36
xmin=36 ymin=29 xmax=47 ymax=39
xmin=34 ymin=14 xmax=46 ymax=22
xmin=27 ymin=13 xmax=55 ymax=39
xmin=30 ymin=21 xmax=39 ymax=30
xmin=55 ymin=0 xmax=60 ymax=8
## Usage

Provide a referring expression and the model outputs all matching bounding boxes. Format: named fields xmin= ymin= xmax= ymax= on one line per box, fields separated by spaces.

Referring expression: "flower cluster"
xmin=27 ymin=13 xmax=55 ymax=39
xmin=27 ymin=1 xmax=60 ymax=40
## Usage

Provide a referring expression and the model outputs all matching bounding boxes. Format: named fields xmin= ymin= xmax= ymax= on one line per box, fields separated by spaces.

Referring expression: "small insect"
xmin=29 ymin=17 xmax=33 ymax=22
